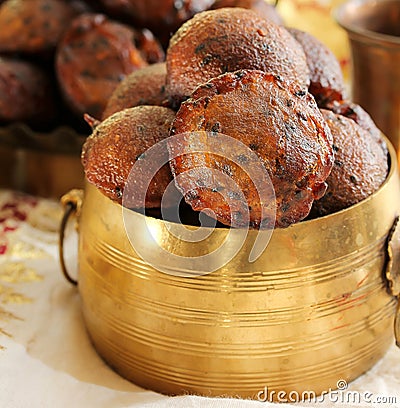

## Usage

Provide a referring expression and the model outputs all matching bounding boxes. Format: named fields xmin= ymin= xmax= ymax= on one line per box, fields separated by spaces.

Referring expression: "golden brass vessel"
xmin=60 ymin=139 xmax=400 ymax=400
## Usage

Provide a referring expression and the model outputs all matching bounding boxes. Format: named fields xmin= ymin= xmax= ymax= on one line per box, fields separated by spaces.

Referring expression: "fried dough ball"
xmin=0 ymin=0 xmax=78 ymax=55
xmin=168 ymin=70 xmax=333 ymax=228
xmin=82 ymin=106 xmax=176 ymax=207
xmin=324 ymin=99 xmax=383 ymax=146
xmin=98 ymin=0 xmax=214 ymax=44
xmin=287 ymin=27 xmax=346 ymax=106
xmin=56 ymin=13 xmax=164 ymax=119
xmin=211 ymin=0 xmax=283 ymax=25
xmin=166 ymin=8 xmax=310 ymax=106
xmin=69 ymin=0 xmax=93 ymax=13
xmin=102 ymin=63 xmax=168 ymax=120
xmin=0 ymin=56 xmax=57 ymax=126
xmin=312 ymin=110 xmax=388 ymax=216
xmin=133 ymin=28 xmax=166 ymax=64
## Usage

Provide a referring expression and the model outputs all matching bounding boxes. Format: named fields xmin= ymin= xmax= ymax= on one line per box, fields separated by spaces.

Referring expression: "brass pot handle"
xmin=385 ymin=216 xmax=400 ymax=347
xmin=59 ymin=189 xmax=84 ymax=286
xmin=396 ymin=303 xmax=400 ymax=348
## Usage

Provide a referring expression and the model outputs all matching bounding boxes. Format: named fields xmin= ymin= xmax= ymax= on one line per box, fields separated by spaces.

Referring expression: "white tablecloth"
xmin=0 ymin=189 xmax=399 ymax=408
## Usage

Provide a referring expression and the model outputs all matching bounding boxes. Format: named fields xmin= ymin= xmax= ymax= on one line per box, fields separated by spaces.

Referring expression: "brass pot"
xmin=335 ymin=0 xmax=400 ymax=161
xmin=60 ymin=139 xmax=400 ymax=400
xmin=0 ymin=123 xmax=85 ymax=198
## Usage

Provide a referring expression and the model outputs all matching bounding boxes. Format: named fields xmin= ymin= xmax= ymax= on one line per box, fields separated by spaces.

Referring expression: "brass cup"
xmin=60 ymin=138 xmax=400 ymax=400
xmin=336 ymin=0 xmax=400 ymax=162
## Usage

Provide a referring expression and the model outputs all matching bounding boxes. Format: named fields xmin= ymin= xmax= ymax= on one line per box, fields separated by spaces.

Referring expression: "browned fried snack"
xmin=287 ymin=27 xmax=346 ymax=106
xmin=323 ymin=99 xmax=383 ymax=146
xmin=211 ymin=0 xmax=283 ymax=25
xmin=103 ymin=63 xmax=168 ymax=120
xmin=312 ymin=110 xmax=388 ymax=216
xmin=134 ymin=29 xmax=166 ymax=64
xmin=166 ymin=8 xmax=310 ymax=106
xmin=56 ymin=13 xmax=164 ymax=119
xmin=0 ymin=0 xmax=78 ymax=55
xmin=98 ymin=0 xmax=215 ymax=45
xmin=82 ymin=105 xmax=176 ymax=207
xmin=168 ymin=70 xmax=333 ymax=229
xmin=69 ymin=0 xmax=93 ymax=13
xmin=0 ymin=56 xmax=57 ymax=126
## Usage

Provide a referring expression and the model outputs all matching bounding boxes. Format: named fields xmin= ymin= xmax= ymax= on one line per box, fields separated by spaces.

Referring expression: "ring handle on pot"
xmin=385 ymin=216 xmax=400 ymax=347
xmin=59 ymin=189 xmax=83 ymax=287
xmin=396 ymin=303 xmax=400 ymax=348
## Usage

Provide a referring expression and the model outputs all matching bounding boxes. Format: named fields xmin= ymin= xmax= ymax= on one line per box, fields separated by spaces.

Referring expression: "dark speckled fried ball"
xmin=0 ymin=56 xmax=57 ymax=126
xmin=312 ymin=110 xmax=388 ymax=216
xmin=82 ymin=106 xmax=176 ymax=208
xmin=168 ymin=70 xmax=333 ymax=228
xmin=287 ymin=27 xmax=347 ymax=106
xmin=56 ymin=13 xmax=164 ymax=119
xmin=102 ymin=63 xmax=168 ymax=120
xmin=211 ymin=0 xmax=283 ymax=25
xmin=166 ymin=8 xmax=310 ymax=106
xmin=0 ymin=0 xmax=78 ymax=55
xmin=324 ymin=99 xmax=384 ymax=147
xmin=98 ymin=0 xmax=215 ymax=46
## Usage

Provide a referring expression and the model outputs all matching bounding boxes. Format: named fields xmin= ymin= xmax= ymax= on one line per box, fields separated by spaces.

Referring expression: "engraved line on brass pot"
xmin=86 ymin=231 xmax=386 ymax=289
xmin=86 ymin=328 xmax=391 ymax=389
xmin=82 ymin=294 xmax=395 ymax=355
xmin=83 ymin=268 xmax=388 ymax=326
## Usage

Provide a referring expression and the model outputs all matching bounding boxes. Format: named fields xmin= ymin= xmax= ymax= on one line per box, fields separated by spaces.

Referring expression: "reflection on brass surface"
xmin=71 ymin=139 xmax=400 ymax=399
xmin=0 ymin=262 xmax=43 ymax=284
